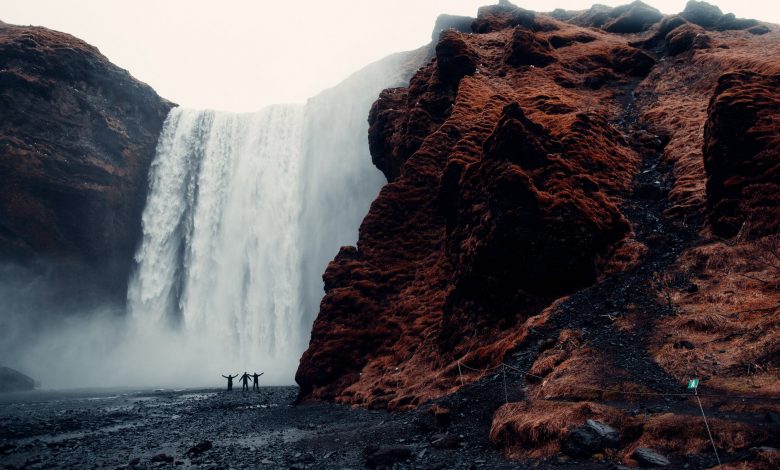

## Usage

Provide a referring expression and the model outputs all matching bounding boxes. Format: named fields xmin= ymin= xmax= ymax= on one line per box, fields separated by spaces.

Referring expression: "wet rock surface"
xmin=0 ymin=387 xmax=605 ymax=469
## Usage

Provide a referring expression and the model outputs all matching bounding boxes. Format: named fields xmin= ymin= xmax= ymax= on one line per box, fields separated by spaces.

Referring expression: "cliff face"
xmin=0 ymin=21 xmax=173 ymax=298
xmin=298 ymin=1 xmax=779 ymax=466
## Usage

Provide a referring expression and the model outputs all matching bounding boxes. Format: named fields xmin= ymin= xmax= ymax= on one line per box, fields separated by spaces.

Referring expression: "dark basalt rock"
xmin=681 ymin=1 xmax=724 ymax=28
xmin=603 ymin=1 xmax=663 ymax=34
xmin=0 ymin=22 xmax=173 ymax=301
xmin=632 ymin=447 xmax=671 ymax=467
xmin=562 ymin=420 xmax=619 ymax=457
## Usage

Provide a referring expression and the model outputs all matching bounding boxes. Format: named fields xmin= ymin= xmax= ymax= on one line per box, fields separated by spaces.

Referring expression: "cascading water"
xmin=127 ymin=105 xmax=305 ymax=383
xmin=127 ymin=49 xmax=425 ymax=386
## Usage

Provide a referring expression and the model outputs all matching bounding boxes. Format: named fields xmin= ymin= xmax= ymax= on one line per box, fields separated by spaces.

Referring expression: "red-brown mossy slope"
xmin=297 ymin=0 xmax=780 ymax=466
xmin=703 ymin=71 xmax=780 ymax=238
xmin=297 ymin=2 xmax=645 ymax=408
xmin=0 ymin=21 xmax=173 ymax=297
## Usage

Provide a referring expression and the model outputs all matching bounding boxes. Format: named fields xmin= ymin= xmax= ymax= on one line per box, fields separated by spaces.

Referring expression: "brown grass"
xmin=490 ymin=400 xmax=625 ymax=459
xmin=623 ymin=413 xmax=770 ymax=461
xmin=652 ymin=236 xmax=780 ymax=405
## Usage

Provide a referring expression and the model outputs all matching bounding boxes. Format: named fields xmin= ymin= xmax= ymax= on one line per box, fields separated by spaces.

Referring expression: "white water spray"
xmin=125 ymin=50 xmax=425 ymax=386
xmin=127 ymin=105 xmax=305 ymax=384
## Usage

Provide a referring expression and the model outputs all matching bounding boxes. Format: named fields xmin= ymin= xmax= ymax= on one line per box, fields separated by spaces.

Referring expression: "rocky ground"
xmin=0 ymin=386 xmax=621 ymax=470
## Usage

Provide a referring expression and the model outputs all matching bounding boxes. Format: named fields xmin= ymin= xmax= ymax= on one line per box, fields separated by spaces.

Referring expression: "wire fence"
xmin=453 ymin=357 xmax=780 ymax=469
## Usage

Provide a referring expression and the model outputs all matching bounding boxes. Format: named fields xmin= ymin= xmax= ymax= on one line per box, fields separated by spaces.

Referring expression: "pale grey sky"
xmin=2 ymin=1 xmax=778 ymax=111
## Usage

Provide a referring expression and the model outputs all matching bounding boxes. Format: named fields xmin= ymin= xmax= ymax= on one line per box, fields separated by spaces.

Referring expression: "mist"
xmin=0 ymin=49 xmax=423 ymax=390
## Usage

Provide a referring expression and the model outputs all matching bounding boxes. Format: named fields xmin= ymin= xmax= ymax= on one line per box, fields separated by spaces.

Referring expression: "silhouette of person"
xmin=239 ymin=372 xmax=251 ymax=392
xmin=251 ymin=372 xmax=264 ymax=391
xmin=222 ymin=374 xmax=238 ymax=391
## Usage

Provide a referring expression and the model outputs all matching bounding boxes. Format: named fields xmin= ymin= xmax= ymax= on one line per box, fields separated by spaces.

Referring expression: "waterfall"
xmin=127 ymin=50 xmax=424 ymax=386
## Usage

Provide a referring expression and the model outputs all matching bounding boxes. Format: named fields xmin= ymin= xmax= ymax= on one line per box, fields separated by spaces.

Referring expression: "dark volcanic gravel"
xmin=1 ymin=386 xmax=582 ymax=470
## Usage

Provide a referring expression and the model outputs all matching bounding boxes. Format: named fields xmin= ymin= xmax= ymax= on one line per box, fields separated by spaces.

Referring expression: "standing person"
xmin=239 ymin=372 xmax=251 ymax=392
xmin=222 ymin=373 xmax=238 ymax=391
xmin=251 ymin=372 xmax=264 ymax=391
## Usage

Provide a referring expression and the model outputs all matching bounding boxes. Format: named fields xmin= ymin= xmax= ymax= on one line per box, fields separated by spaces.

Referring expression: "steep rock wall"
xmin=0 ymin=21 xmax=173 ymax=299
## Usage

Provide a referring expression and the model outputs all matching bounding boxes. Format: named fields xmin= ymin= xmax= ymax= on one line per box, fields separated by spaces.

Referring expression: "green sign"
xmin=687 ymin=378 xmax=699 ymax=390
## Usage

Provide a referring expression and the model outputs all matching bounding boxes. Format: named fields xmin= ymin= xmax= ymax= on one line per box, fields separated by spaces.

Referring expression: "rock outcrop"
xmin=703 ymin=71 xmax=780 ymax=238
xmin=0 ymin=21 xmax=173 ymax=299
xmin=298 ymin=0 xmax=780 ymax=467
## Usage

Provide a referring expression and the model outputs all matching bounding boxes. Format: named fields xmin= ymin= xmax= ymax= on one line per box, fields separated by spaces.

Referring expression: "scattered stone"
xmin=150 ymin=453 xmax=174 ymax=463
xmin=365 ymin=445 xmax=413 ymax=468
xmin=585 ymin=420 xmax=620 ymax=448
xmin=562 ymin=420 xmax=619 ymax=458
xmin=431 ymin=433 xmax=460 ymax=449
xmin=185 ymin=440 xmax=212 ymax=456
xmin=633 ymin=447 xmax=671 ymax=467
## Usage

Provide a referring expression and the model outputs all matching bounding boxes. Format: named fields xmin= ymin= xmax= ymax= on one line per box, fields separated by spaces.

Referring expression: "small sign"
xmin=687 ymin=378 xmax=699 ymax=390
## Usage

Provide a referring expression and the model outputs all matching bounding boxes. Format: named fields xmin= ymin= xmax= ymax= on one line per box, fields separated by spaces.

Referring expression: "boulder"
xmin=604 ymin=1 xmax=663 ymax=33
xmin=681 ymin=1 xmax=723 ymax=28
xmin=562 ymin=420 xmax=619 ymax=457
xmin=632 ymin=447 xmax=671 ymax=467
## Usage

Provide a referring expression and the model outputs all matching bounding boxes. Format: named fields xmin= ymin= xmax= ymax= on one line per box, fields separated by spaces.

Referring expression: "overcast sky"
xmin=2 ymin=1 xmax=778 ymax=111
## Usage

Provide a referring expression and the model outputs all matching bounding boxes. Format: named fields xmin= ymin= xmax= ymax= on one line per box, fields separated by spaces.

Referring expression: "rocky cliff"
xmin=0 ymin=21 xmax=173 ymax=299
xmin=298 ymin=1 xmax=779 ymax=467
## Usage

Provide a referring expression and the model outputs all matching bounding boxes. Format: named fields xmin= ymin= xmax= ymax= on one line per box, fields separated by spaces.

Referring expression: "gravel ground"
xmin=0 ymin=386 xmax=586 ymax=470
